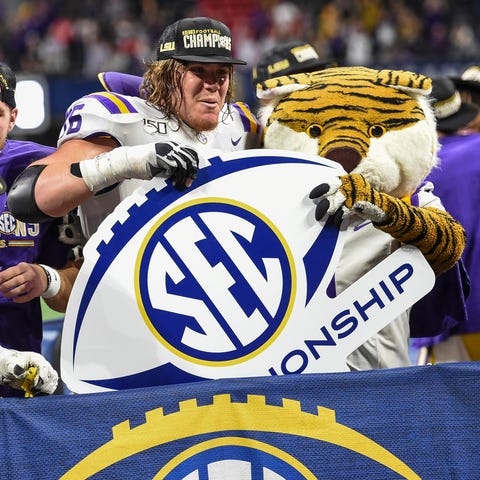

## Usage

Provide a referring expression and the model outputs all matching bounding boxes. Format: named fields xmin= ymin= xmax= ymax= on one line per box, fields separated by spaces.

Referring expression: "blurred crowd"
xmin=0 ymin=0 xmax=198 ymax=78
xmin=1 ymin=0 xmax=480 ymax=81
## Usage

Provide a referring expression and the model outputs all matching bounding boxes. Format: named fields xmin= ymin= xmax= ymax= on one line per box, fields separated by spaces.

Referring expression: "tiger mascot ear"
xmin=257 ymin=66 xmax=432 ymax=100
xmin=256 ymin=66 xmax=439 ymax=199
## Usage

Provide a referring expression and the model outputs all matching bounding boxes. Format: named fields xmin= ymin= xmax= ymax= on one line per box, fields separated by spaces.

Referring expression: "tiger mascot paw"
xmin=309 ymin=174 xmax=388 ymax=226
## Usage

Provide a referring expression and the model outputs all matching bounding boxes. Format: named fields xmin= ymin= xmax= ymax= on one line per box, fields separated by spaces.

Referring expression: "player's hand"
xmin=309 ymin=173 xmax=388 ymax=227
xmin=151 ymin=142 xmax=199 ymax=190
xmin=0 ymin=347 xmax=58 ymax=396
xmin=80 ymin=141 xmax=200 ymax=193
xmin=0 ymin=262 xmax=48 ymax=303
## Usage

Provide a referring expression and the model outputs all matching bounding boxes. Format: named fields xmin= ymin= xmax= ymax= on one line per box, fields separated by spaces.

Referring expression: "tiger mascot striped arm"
xmin=257 ymin=66 xmax=466 ymax=275
xmin=309 ymin=173 xmax=465 ymax=275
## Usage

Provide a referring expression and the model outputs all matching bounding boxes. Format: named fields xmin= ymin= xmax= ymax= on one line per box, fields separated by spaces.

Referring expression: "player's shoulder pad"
xmin=98 ymin=72 xmax=142 ymax=96
xmin=59 ymin=92 xmax=143 ymax=144
xmin=80 ymin=91 xmax=141 ymax=116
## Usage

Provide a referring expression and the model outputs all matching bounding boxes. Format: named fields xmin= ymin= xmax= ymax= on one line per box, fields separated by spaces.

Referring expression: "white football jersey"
xmin=57 ymin=92 xmax=260 ymax=237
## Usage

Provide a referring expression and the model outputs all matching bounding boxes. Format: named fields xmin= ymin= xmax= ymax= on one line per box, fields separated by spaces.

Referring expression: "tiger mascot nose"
xmin=324 ymin=147 xmax=362 ymax=172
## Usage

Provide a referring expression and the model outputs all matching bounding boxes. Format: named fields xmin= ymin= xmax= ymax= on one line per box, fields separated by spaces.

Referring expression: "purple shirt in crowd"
xmin=411 ymin=133 xmax=480 ymax=349
xmin=0 ymin=140 xmax=70 ymax=397
xmin=426 ymin=133 xmax=480 ymax=335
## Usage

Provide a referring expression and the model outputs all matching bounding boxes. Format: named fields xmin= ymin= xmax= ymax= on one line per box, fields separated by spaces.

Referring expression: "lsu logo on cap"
xmin=158 ymin=41 xmax=175 ymax=52
xmin=268 ymin=59 xmax=291 ymax=76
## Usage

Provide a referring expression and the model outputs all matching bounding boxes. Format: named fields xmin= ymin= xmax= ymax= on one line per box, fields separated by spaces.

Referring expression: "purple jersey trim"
xmin=231 ymin=102 xmax=259 ymax=133
xmin=0 ymin=140 xmax=70 ymax=385
xmin=86 ymin=92 xmax=138 ymax=114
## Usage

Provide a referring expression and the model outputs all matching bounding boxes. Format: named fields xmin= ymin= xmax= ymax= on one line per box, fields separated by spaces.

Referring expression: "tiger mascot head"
xmin=256 ymin=66 xmax=439 ymax=199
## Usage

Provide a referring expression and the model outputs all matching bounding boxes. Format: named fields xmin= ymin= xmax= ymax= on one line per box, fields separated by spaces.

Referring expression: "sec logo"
xmin=61 ymin=150 xmax=346 ymax=392
xmin=137 ymin=198 xmax=294 ymax=365
xmin=60 ymin=394 xmax=421 ymax=479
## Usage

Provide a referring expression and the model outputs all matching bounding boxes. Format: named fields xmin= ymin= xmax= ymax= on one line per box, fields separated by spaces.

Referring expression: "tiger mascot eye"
xmin=257 ymin=66 xmax=467 ymax=370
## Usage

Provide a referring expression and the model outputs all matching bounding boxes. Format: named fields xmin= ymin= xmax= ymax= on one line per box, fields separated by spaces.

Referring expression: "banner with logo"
xmin=1 ymin=363 xmax=479 ymax=479
xmin=61 ymin=150 xmax=435 ymax=393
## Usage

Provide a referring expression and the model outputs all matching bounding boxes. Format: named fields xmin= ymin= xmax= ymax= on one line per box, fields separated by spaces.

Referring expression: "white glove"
xmin=0 ymin=346 xmax=59 ymax=396
xmin=79 ymin=141 xmax=199 ymax=192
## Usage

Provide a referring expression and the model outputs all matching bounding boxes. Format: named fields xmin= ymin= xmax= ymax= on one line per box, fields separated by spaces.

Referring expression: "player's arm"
xmin=0 ymin=259 xmax=82 ymax=313
xmin=8 ymin=137 xmax=200 ymax=223
xmin=8 ymin=137 xmax=116 ymax=222
xmin=41 ymin=260 xmax=83 ymax=313
xmin=309 ymin=173 xmax=466 ymax=275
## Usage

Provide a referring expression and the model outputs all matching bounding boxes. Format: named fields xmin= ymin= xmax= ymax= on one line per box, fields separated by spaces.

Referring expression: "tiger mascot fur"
xmin=256 ymin=66 xmax=466 ymax=370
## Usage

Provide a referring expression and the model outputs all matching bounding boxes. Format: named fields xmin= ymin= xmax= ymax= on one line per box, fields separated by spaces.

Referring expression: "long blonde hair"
xmin=141 ymin=59 xmax=234 ymax=120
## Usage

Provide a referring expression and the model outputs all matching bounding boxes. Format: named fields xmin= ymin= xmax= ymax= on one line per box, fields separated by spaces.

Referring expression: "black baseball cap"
xmin=252 ymin=41 xmax=337 ymax=84
xmin=451 ymin=65 xmax=480 ymax=92
xmin=157 ymin=17 xmax=246 ymax=65
xmin=0 ymin=62 xmax=16 ymax=108
xmin=431 ymin=76 xmax=479 ymax=133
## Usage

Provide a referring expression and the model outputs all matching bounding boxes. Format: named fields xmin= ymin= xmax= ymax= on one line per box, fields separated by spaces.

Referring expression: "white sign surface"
xmin=61 ymin=149 xmax=435 ymax=393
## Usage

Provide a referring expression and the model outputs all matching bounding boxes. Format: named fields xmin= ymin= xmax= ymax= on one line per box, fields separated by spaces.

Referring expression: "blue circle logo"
xmin=136 ymin=198 xmax=295 ymax=365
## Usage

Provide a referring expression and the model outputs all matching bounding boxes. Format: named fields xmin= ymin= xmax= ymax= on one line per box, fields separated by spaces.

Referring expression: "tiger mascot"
xmin=256 ymin=66 xmax=467 ymax=370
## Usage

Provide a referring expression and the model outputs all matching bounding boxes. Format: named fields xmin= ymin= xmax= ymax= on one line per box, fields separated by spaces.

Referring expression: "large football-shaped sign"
xmin=61 ymin=150 xmax=434 ymax=393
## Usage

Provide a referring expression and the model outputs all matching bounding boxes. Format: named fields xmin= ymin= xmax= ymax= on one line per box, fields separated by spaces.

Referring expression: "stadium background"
xmin=0 ymin=7 xmax=478 ymax=479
